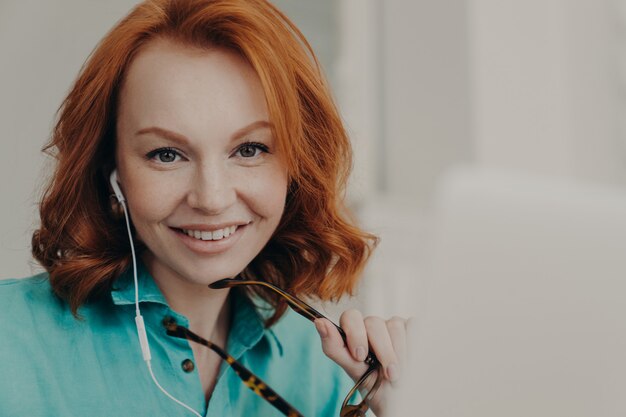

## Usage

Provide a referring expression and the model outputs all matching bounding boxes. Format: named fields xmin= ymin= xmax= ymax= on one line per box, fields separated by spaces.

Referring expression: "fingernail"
xmin=315 ymin=320 xmax=328 ymax=338
xmin=355 ymin=346 xmax=366 ymax=362
xmin=387 ymin=363 xmax=399 ymax=382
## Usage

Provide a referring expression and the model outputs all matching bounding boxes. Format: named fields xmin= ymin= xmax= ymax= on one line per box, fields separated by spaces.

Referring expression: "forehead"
xmin=117 ymin=38 xmax=269 ymax=139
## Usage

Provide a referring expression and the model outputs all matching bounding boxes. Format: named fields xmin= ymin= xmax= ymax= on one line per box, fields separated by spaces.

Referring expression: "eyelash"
xmin=235 ymin=142 xmax=270 ymax=158
xmin=145 ymin=142 xmax=270 ymax=163
xmin=146 ymin=147 xmax=181 ymax=163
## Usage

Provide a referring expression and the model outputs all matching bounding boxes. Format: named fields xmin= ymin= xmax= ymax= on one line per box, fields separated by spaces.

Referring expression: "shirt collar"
xmin=226 ymin=290 xmax=283 ymax=359
xmin=227 ymin=290 xmax=267 ymax=359
xmin=110 ymin=260 xmax=169 ymax=307
xmin=110 ymin=261 xmax=283 ymax=357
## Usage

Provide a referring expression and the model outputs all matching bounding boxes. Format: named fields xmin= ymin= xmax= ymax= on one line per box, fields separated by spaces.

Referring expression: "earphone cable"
xmin=118 ymin=196 xmax=201 ymax=417
xmin=120 ymin=200 xmax=140 ymax=317
xmin=147 ymin=361 xmax=203 ymax=417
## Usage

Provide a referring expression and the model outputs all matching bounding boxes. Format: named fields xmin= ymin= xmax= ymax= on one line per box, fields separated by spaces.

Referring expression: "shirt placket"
xmin=145 ymin=305 xmax=209 ymax=416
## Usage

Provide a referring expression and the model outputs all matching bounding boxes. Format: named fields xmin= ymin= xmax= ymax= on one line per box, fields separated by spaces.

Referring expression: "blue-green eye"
xmin=146 ymin=147 xmax=181 ymax=163
xmin=235 ymin=142 xmax=269 ymax=158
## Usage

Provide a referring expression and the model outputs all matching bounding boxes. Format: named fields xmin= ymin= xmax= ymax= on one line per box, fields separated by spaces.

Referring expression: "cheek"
xmin=124 ymin=173 xmax=183 ymax=226
xmin=250 ymin=167 xmax=288 ymax=220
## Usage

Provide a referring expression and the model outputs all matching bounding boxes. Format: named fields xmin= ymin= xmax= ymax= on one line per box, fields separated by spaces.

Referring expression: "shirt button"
xmin=181 ymin=359 xmax=195 ymax=373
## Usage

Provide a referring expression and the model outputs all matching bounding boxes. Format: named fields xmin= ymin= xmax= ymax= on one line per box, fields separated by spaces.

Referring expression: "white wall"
xmin=469 ymin=0 xmax=626 ymax=184
xmin=380 ymin=0 xmax=472 ymax=203
xmin=359 ymin=0 xmax=626 ymax=316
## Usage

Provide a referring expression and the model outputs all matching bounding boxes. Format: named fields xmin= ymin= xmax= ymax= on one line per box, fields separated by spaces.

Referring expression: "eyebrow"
xmin=135 ymin=120 xmax=272 ymax=144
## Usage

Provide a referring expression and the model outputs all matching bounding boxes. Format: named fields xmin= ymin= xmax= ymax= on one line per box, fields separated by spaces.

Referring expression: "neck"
xmin=143 ymin=254 xmax=232 ymax=339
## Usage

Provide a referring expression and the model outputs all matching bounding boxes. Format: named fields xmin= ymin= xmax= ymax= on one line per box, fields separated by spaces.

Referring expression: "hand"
xmin=315 ymin=310 xmax=409 ymax=417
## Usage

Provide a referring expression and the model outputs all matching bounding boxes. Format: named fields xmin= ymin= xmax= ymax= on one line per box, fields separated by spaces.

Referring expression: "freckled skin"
xmin=115 ymin=38 xmax=288 ymax=289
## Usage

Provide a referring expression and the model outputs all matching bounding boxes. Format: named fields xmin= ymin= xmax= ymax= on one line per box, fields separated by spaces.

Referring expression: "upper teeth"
xmin=183 ymin=225 xmax=237 ymax=241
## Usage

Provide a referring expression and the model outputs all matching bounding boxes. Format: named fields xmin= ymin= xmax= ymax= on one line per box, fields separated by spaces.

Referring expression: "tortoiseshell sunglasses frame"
xmin=164 ymin=278 xmax=383 ymax=417
xmin=165 ymin=319 xmax=305 ymax=417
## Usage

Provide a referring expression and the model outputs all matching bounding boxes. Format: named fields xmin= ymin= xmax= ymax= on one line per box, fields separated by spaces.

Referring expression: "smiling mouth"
xmin=178 ymin=225 xmax=238 ymax=241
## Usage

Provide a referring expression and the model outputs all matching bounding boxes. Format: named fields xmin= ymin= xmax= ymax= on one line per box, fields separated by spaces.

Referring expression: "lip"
xmin=170 ymin=223 xmax=247 ymax=255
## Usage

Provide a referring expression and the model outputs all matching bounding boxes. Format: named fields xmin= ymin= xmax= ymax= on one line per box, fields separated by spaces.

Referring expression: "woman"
xmin=0 ymin=1 xmax=407 ymax=416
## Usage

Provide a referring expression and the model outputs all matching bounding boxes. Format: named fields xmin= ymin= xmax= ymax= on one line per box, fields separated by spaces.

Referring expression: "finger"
xmin=315 ymin=318 xmax=367 ymax=380
xmin=339 ymin=309 xmax=369 ymax=362
xmin=386 ymin=316 xmax=408 ymax=368
xmin=364 ymin=316 xmax=399 ymax=382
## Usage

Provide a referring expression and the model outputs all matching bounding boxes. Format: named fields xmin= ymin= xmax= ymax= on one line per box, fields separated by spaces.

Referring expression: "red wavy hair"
xmin=32 ymin=0 xmax=377 ymax=324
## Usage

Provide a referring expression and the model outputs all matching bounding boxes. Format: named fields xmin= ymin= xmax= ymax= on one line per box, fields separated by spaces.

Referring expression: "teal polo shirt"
xmin=0 ymin=263 xmax=355 ymax=416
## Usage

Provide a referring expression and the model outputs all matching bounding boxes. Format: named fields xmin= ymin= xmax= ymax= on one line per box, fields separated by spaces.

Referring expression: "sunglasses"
xmin=163 ymin=277 xmax=383 ymax=417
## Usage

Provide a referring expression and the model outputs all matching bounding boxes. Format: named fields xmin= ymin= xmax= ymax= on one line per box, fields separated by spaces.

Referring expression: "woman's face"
xmin=115 ymin=38 xmax=288 ymax=288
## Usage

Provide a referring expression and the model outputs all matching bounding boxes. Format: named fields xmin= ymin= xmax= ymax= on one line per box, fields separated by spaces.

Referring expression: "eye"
xmin=235 ymin=142 xmax=269 ymax=158
xmin=146 ymin=147 xmax=182 ymax=163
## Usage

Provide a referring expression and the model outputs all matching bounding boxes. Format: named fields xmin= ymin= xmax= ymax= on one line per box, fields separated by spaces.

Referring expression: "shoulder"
xmin=0 ymin=273 xmax=67 ymax=319
xmin=0 ymin=274 xmax=72 ymax=409
xmin=270 ymin=309 xmax=347 ymax=381
xmin=0 ymin=273 xmax=81 ymax=345
xmin=269 ymin=307 xmax=342 ymax=371
xmin=267 ymin=309 xmax=356 ymax=416
xmin=0 ymin=272 xmax=51 ymax=293
xmin=270 ymin=308 xmax=323 ymax=354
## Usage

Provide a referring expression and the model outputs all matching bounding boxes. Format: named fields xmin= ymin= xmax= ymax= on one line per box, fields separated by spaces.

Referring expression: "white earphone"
xmin=109 ymin=170 xmax=125 ymax=203
xmin=109 ymin=169 xmax=201 ymax=417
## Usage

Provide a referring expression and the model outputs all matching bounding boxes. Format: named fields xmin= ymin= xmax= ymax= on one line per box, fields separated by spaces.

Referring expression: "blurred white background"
xmin=2 ymin=0 xmax=626 ymax=318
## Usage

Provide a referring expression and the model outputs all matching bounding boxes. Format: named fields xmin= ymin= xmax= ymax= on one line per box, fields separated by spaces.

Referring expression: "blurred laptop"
xmin=393 ymin=168 xmax=626 ymax=417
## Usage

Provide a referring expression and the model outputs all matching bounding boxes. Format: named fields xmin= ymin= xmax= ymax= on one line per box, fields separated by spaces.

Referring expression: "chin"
xmin=179 ymin=262 xmax=243 ymax=286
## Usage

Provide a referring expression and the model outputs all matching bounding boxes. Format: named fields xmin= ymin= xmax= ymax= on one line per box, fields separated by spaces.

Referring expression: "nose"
xmin=186 ymin=162 xmax=237 ymax=215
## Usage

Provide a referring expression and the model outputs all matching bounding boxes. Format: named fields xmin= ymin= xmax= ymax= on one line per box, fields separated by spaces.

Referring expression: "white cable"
xmin=117 ymin=196 xmax=201 ymax=417
xmin=119 ymin=200 xmax=140 ymax=317
xmin=147 ymin=361 xmax=203 ymax=417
